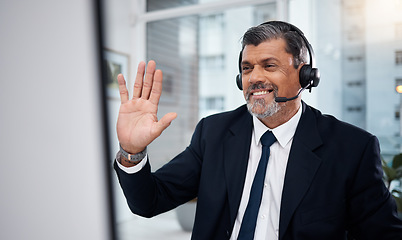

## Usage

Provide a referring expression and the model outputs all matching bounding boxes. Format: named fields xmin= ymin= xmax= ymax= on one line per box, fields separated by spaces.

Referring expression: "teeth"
xmin=253 ymin=91 xmax=268 ymax=96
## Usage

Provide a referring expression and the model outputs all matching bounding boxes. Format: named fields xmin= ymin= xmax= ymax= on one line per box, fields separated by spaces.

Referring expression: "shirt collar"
xmin=252 ymin=105 xmax=302 ymax=148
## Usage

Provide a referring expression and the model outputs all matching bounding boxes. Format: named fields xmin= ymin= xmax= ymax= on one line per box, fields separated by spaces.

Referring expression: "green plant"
xmin=382 ymin=153 xmax=402 ymax=212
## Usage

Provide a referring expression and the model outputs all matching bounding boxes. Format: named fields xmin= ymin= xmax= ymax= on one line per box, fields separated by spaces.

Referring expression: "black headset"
xmin=236 ymin=21 xmax=320 ymax=92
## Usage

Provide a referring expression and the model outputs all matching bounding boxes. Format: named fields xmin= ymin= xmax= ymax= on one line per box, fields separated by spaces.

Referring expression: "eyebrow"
xmin=241 ymin=57 xmax=279 ymax=66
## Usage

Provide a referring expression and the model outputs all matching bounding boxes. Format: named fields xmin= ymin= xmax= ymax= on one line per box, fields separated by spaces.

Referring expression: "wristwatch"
xmin=117 ymin=144 xmax=147 ymax=165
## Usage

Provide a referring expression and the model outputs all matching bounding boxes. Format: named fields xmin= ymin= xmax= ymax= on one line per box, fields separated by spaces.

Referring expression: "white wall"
xmin=0 ymin=1 xmax=112 ymax=239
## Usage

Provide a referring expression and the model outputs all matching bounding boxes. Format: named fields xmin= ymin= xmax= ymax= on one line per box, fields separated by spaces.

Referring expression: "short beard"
xmin=245 ymin=83 xmax=281 ymax=118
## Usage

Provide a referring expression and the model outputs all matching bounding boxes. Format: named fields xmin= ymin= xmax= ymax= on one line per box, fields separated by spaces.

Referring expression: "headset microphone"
xmin=274 ymin=83 xmax=311 ymax=103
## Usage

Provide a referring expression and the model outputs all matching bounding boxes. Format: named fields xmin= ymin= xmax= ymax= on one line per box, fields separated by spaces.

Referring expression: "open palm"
xmin=116 ymin=61 xmax=177 ymax=154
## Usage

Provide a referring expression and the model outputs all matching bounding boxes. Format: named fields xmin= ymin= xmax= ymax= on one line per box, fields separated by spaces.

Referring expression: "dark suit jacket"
xmin=114 ymin=102 xmax=402 ymax=240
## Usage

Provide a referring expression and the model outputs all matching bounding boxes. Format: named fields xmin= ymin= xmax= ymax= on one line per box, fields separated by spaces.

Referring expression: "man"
xmin=114 ymin=21 xmax=402 ymax=239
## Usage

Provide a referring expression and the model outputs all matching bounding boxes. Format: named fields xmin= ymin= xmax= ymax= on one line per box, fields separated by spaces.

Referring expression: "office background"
xmin=102 ymin=0 xmax=402 ymax=239
xmin=1 ymin=0 xmax=401 ymax=240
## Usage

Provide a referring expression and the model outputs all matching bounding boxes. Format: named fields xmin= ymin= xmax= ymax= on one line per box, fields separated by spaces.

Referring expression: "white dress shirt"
xmin=117 ymin=106 xmax=302 ymax=239
xmin=230 ymin=106 xmax=302 ymax=240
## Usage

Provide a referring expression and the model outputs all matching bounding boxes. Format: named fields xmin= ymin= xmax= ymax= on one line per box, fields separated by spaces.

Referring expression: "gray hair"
xmin=241 ymin=21 xmax=308 ymax=69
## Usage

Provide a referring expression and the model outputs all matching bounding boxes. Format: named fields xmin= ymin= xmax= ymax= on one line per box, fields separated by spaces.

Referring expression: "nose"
xmin=248 ymin=65 xmax=266 ymax=84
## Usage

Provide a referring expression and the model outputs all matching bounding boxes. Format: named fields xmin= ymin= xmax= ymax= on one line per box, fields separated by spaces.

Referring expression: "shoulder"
xmin=303 ymin=103 xmax=376 ymax=145
xmin=299 ymin=103 xmax=382 ymax=176
xmin=192 ymin=104 xmax=252 ymax=140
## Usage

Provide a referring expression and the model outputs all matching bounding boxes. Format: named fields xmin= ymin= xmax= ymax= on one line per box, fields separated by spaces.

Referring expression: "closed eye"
xmin=242 ymin=65 xmax=252 ymax=72
xmin=265 ymin=63 xmax=278 ymax=71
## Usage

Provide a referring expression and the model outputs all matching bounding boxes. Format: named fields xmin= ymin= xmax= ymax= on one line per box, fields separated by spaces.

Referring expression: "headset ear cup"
xmin=299 ymin=65 xmax=311 ymax=88
xmin=299 ymin=65 xmax=320 ymax=88
xmin=236 ymin=74 xmax=243 ymax=90
xmin=311 ymin=68 xmax=320 ymax=87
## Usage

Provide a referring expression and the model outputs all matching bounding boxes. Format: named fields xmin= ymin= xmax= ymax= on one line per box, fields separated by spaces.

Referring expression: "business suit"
xmin=114 ymin=102 xmax=402 ymax=239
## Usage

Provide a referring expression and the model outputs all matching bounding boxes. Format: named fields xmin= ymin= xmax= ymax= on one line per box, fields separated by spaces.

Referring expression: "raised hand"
xmin=116 ymin=60 xmax=177 ymax=155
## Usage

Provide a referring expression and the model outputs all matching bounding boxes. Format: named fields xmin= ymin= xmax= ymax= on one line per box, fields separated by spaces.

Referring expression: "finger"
xmin=153 ymin=112 xmax=178 ymax=136
xmin=133 ymin=61 xmax=146 ymax=98
xmin=117 ymin=74 xmax=129 ymax=104
xmin=149 ymin=69 xmax=163 ymax=105
xmin=141 ymin=60 xmax=156 ymax=100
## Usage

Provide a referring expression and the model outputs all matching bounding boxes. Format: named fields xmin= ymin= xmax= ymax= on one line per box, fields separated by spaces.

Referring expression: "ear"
xmin=297 ymin=62 xmax=305 ymax=70
xmin=296 ymin=63 xmax=305 ymax=87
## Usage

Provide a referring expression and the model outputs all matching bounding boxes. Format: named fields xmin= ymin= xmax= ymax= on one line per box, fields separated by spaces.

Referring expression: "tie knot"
xmin=260 ymin=131 xmax=276 ymax=147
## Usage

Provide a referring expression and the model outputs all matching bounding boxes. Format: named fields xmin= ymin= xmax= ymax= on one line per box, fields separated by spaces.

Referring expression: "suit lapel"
xmin=279 ymin=102 xmax=323 ymax=240
xmin=223 ymin=107 xmax=253 ymax=228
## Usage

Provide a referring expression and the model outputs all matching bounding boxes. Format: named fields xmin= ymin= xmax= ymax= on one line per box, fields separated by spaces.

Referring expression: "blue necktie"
xmin=238 ymin=130 xmax=276 ymax=240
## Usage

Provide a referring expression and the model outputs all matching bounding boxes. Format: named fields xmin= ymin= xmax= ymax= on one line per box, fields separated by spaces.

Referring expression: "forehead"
xmin=242 ymin=38 xmax=288 ymax=60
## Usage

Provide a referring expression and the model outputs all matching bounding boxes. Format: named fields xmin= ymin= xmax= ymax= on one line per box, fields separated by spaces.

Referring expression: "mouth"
xmin=246 ymin=83 xmax=277 ymax=101
xmin=250 ymin=88 xmax=274 ymax=99
xmin=251 ymin=89 xmax=273 ymax=96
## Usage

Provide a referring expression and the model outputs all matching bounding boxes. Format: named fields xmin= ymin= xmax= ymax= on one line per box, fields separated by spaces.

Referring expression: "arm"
xmin=114 ymin=119 xmax=205 ymax=218
xmin=347 ymin=136 xmax=402 ymax=239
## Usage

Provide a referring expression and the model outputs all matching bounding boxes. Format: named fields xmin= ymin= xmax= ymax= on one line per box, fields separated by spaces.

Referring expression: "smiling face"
xmin=241 ymin=38 xmax=302 ymax=128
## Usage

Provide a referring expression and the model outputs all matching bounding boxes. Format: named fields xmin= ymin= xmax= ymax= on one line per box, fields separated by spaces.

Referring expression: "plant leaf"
xmin=382 ymin=159 xmax=397 ymax=181
xmin=392 ymin=195 xmax=402 ymax=213
xmin=393 ymin=153 xmax=402 ymax=169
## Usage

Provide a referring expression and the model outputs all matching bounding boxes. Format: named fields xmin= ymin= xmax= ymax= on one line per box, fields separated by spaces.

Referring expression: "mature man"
xmin=114 ymin=21 xmax=402 ymax=239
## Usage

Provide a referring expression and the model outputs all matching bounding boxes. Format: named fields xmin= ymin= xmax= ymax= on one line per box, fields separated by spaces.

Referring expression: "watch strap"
xmin=119 ymin=144 xmax=147 ymax=164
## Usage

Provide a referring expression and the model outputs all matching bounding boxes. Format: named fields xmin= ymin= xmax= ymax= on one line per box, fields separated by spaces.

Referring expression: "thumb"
xmin=153 ymin=112 xmax=177 ymax=135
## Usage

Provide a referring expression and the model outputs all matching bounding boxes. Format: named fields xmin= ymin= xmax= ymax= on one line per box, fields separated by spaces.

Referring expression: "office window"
xmin=347 ymin=81 xmax=364 ymax=87
xmin=396 ymin=23 xmax=402 ymax=39
xmin=200 ymin=96 xmax=224 ymax=110
xmin=199 ymin=13 xmax=225 ymax=72
xmin=147 ymin=0 xmax=198 ymax=11
xmin=347 ymin=55 xmax=364 ymax=62
xmin=396 ymin=78 xmax=402 ymax=93
xmin=347 ymin=106 xmax=363 ymax=112
xmin=200 ymin=13 xmax=224 ymax=29
xmin=396 ymin=50 xmax=402 ymax=65
xmin=199 ymin=55 xmax=225 ymax=70
xmin=346 ymin=26 xmax=363 ymax=41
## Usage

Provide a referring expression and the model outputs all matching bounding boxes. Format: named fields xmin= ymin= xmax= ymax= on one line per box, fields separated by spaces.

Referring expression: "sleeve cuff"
xmin=115 ymin=154 xmax=148 ymax=174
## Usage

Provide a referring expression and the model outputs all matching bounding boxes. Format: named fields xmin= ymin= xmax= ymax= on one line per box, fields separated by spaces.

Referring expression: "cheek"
xmin=291 ymin=73 xmax=301 ymax=88
xmin=282 ymin=79 xmax=300 ymax=93
xmin=242 ymin=77 xmax=250 ymax=90
xmin=242 ymin=88 xmax=248 ymax=100
xmin=275 ymin=76 xmax=300 ymax=95
xmin=278 ymin=68 xmax=301 ymax=89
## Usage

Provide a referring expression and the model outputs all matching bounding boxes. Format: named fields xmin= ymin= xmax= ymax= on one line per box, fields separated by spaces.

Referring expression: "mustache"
xmin=245 ymin=83 xmax=278 ymax=99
